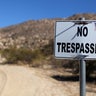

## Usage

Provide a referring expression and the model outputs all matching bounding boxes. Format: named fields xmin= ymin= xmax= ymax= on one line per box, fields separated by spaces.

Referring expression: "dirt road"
xmin=0 ymin=65 xmax=69 ymax=96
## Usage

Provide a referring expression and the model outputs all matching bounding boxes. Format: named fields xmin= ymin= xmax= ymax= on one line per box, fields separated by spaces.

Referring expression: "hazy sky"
xmin=0 ymin=0 xmax=96 ymax=28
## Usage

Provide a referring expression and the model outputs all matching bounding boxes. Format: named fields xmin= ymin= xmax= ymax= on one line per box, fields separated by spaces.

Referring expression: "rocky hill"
xmin=0 ymin=13 xmax=96 ymax=50
xmin=0 ymin=18 xmax=64 ymax=49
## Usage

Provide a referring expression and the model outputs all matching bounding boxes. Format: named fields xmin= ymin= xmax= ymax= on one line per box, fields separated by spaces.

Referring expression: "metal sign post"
xmin=80 ymin=59 xmax=86 ymax=96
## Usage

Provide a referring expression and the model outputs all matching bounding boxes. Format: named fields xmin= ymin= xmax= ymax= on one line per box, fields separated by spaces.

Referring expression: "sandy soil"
xmin=0 ymin=65 xmax=96 ymax=96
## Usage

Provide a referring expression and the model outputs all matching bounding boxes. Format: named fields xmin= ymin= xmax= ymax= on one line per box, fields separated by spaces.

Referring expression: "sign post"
xmin=54 ymin=18 xmax=96 ymax=96
xmin=80 ymin=59 xmax=86 ymax=96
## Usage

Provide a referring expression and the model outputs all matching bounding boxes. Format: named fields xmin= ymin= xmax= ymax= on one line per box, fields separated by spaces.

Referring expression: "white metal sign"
xmin=55 ymin=21 xmax=96 ymax=59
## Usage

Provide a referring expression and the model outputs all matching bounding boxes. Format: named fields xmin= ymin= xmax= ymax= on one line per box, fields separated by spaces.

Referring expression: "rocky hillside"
xmin=0 ymin=19 xmax=52 ymax=49
xmin=0 ymin=13 xmax=96 ymax=50
xmin=0 ymin=18 xmax=64 ymax=49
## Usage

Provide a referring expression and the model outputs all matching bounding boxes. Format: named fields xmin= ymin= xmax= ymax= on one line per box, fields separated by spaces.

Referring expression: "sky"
xmin=0 ymin=0 xmax=96 ymax=28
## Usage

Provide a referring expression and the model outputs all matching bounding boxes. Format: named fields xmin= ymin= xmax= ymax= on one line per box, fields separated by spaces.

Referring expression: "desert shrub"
xmin=41 ymin=39 xmax=53 ymax=56
xmin=86 ymin=60 xmax=96 ymax=77
xmin=1 ymin=47 xmax=38 ymax=64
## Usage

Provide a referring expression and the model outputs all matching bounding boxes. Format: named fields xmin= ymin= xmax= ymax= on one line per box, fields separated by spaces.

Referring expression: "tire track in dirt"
xmin=0 ymin=69 xmax=7 ymax=96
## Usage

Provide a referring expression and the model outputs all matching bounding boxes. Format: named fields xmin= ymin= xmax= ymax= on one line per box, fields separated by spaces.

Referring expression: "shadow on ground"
xmin=52 ymin=75 xmax=79 ymax=82
xmin=51 ymin=75 xmax=96 ymax=83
